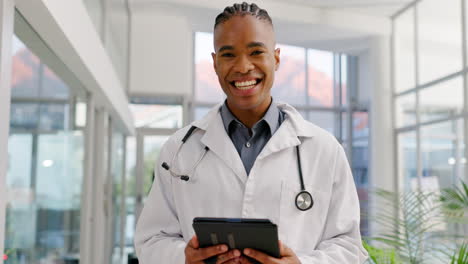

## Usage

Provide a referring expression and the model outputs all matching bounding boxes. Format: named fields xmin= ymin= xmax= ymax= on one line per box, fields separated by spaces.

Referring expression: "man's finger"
xmin=243 ymin=248 xmax=279 ymax=264
xmin=279 ymin=240 xmax=296 ymax=257
xmin=192 ymin=244 xmax=228 ymax=261
xmin=222 ymin=257 xmax=243 ymax=264
xmin=188 ymin=235 xmax=200 ymax=249
xmin=279 ymin=240 xmax=285 ymax=256
xmin=216 ymin=249 xmax=241 ymax=264
xmin=238 ymin=256 xmax=254 ymax=264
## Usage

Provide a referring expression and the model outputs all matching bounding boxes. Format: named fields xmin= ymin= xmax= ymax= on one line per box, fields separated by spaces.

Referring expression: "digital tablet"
xmin=192 ymin=217 xmax=280 ymax=263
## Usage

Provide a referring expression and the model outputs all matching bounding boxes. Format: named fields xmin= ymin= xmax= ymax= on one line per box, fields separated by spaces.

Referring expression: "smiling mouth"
xmin=230 ymin=78 xmax=263 ymax=90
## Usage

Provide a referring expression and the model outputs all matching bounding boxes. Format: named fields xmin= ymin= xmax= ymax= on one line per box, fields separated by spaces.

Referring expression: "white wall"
xmin=130 ymin=11 xmax=193 ymax=96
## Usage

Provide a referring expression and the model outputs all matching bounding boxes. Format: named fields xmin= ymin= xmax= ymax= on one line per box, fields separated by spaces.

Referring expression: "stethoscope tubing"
xmin=162 ymin=126 xmax=314 ymax=211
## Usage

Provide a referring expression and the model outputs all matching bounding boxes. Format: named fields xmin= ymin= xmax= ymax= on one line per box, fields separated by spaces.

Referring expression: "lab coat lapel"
xmin=197 ymin=107 xmax=248 ymax=183
xmin=257 ymin=120 xmax=300 ymax=160
xmin=257 ymin=103 xmax=315 ymax=160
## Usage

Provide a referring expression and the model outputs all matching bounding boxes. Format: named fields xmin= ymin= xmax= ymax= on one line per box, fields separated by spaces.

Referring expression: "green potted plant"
xmin=450 ymin=243 xmax=468 ymax=264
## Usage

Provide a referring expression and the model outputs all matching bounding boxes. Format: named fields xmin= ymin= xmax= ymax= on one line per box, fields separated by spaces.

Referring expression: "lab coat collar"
xmin=191 ymin=102 xmax=316 ymax=179
xmin=256 ymin=102 xmax=316 ymax=160
xmin=193 ymin=102 xmax=248 ymax=182
xmin=275 ymin=102 xmax=317 ymax=138
xmin=191 ymin=102 xmax=316 ymax=138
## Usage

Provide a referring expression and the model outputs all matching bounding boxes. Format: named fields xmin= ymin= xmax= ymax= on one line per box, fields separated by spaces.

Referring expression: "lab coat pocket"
xmin=279 ymin=181 xmax=328 ymax=251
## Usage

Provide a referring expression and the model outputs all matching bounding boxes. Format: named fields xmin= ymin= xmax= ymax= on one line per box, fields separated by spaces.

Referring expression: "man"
xmin=135 ymin=2 xmax=368 ymax=263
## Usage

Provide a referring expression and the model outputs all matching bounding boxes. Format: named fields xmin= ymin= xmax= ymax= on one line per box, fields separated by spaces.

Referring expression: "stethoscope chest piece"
xmin=295 ymin=190 xmax=313 ymax=211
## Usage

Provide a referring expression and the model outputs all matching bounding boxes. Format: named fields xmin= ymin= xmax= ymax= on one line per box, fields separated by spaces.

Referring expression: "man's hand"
xmin=240 ymin=241 xmax=301 ymax=264
xmin=185 ymin=236 xmax=242 ymax=264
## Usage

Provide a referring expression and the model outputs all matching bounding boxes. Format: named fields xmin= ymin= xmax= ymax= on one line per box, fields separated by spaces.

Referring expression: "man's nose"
xmin=233 ymin=55 xmax=255 ymax=73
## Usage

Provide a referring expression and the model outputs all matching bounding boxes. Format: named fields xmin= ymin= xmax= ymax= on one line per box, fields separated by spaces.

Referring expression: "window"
xmin=394 ymin=0 xmax=466 ymax=192
xmin=393 ymin=0 xmax=467 ymax=253
xmin=129 ymin=97 xmax=183 ymax=129
xmin=129 ymin=104 xmax=182 ymax=129
xmin=394 ymin=8 xmax=416 ymax=92
xmin=419 ymin=77 xmax=463 ymax=123
xmin=272 ymin=44 xmax=306 ymax=105
xmin=417 ymin=0 xmax=462 ymax=85
xmin=194 ymin=32 xmax=224 ymax=104
xmin=5 ymin=35 xmax=86 ymax=264
xmin=307 ymin=49 xmax=334 ymax=107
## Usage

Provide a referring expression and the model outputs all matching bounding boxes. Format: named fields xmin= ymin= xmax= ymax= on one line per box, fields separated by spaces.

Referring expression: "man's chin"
xmin=228 ymin=99 xmax=267 ymax=112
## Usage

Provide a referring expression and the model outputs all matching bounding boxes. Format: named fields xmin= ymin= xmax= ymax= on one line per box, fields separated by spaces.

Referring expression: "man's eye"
xmin=251 ymin=50 xmax=264 ymax=56
xmin=221 ymin=53 xmax=234 ymax=57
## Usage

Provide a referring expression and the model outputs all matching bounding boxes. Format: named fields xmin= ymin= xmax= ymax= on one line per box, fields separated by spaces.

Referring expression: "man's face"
xmin=212 ymin=15 xmax=280 ymax=111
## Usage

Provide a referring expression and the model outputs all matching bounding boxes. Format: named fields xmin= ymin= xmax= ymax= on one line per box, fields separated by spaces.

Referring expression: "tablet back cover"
xmin=192 ymin=218 xmax=279 ymax=263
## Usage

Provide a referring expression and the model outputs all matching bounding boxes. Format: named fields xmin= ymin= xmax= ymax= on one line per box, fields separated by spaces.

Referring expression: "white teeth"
xmin=234 ymin=80 xmax=257 ymax=89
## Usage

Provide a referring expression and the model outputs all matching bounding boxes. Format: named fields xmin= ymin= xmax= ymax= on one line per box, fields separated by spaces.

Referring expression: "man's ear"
xmin=274 ymin=48 xmax=280 ymax=71
xmin=211 ymin=52 xmax=218 ymax=74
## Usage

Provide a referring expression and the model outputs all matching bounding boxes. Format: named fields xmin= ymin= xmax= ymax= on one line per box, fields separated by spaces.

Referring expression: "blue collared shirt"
xmin=220 ymin=100 xmax=285 ymax=175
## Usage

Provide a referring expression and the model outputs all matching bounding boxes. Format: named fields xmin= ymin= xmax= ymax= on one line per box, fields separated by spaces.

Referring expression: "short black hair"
xmin=214 ymin=2 xmax=273 ymax=29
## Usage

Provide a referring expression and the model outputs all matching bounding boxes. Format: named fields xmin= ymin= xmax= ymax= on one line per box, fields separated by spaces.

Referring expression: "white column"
xmin=80 ymin=94 xmax=96 ymax=264
xmin=0 ymin=1 xmax=14 ymax=263
xmin=119 ymin=136 xmax=127 ymax=260
xmin=369 ymin=38 xmax=394 ymax=191
xmin=367 ymin=36 xmax=395 ymax=236
xmin=104 ymin=116 xmax=114 ymax=264
xmin=369 ymin=37 xmax=398 ymax=237
xmin=91 ymin=109 xmax=110 ymax=264
xmin=134 ymin=131 xmax=144 ymax=222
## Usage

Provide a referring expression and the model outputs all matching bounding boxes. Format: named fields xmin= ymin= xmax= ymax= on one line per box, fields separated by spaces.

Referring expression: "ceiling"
xmin=129 ymin=0 xmax=402 ymax=53
xmin=130 ymin=0 xmax=414 ymax=18
xmin=279 ymin=0 xmax=414 ymax=17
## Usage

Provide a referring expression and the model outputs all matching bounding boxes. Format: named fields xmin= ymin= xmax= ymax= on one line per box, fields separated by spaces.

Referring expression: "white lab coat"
xmin=135 ymin=102 xmax=368 ymax=263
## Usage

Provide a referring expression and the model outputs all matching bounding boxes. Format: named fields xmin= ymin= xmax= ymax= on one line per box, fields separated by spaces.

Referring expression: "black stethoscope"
xmin=161 ymin=126 xmax=314 ymax=211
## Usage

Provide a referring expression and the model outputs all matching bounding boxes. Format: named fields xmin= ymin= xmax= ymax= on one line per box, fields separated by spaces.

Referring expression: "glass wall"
xmin=394 ymin=0 xmax=466 ymax=192
xmin=142 ymin=136 xmax=171 ymax=197
xmin=420 ymin=120 xmax=464 ymax=191
xmin=129 ymin=101 xmax=182 ymax=129
xmin=398 ymin=132 xmax=417 ymax=191
xmin=394 ymin=8 xmax=415 ymax=93
xmin=193 ymin=32 xmax=370 ymax=235
xmin=123 ymin=96 xmax=182 ymax=259
xmin=393 ymin=0 xmax=467 ymax=261
xmin=5 ymin=34 xmax=86 ymax=264
xmin=272 ymin=44 xmax=306 ymax=105
xmin=2 ymin=5 xmax=133 ymax=264
xmin=417 ymin=0 xmax=462 ymax=85
xmin=307 ymin=48 xmax=334 ymax=107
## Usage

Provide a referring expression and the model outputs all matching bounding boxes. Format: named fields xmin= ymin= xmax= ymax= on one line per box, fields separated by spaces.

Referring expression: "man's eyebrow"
xmin=247 ymin=42 xmax=266 ymax=48
xmin=218 ymin=45 xmax=234 ymax=53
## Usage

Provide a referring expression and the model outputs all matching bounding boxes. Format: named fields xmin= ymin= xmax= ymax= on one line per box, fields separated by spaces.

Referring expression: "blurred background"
xmin=0 ymin=0 xmax=467 ymax=263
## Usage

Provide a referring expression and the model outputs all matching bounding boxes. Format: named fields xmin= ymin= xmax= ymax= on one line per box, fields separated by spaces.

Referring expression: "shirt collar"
xmin=220 ymin=98 xmax=281 ymax=134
